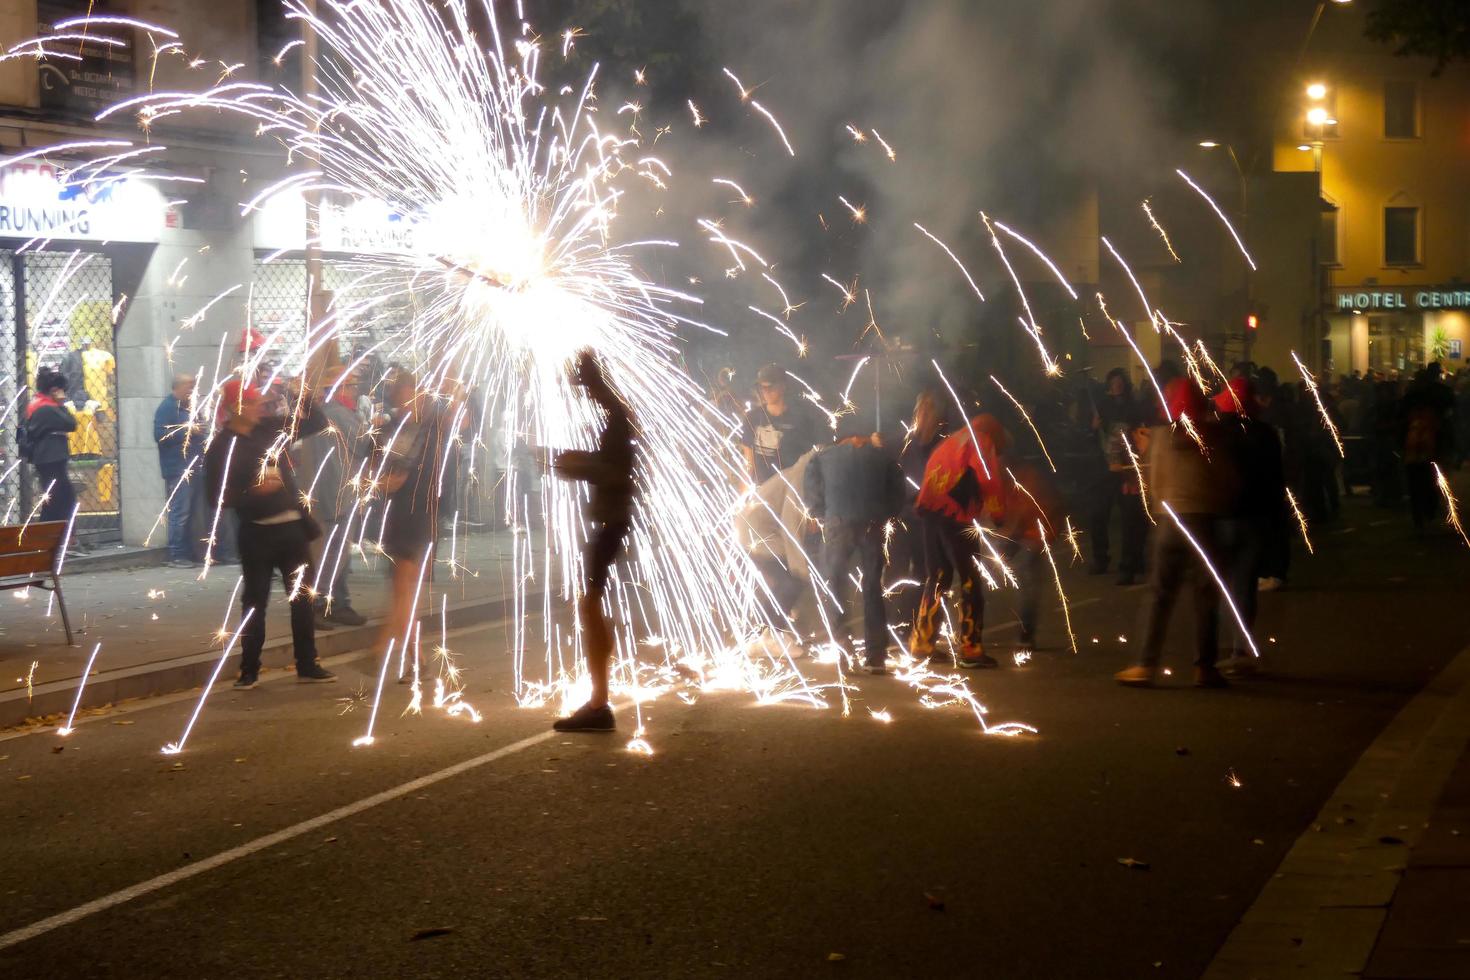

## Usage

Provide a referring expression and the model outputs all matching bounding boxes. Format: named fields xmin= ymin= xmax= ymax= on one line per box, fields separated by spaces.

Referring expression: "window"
xmin=1385 ymin=206 xmax=1420 ymax=266
xmin=1384 ymin=80 xmax=1419 ymax=139
xmin=1320 ymin=206 xmax=1340 ymax=265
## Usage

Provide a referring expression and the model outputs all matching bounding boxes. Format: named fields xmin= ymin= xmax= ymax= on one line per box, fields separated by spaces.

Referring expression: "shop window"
xmin=1384 ymin=80 xmax=1419 ymax=139
xmin=1385 ymin=206 xmax=1420 ymax=266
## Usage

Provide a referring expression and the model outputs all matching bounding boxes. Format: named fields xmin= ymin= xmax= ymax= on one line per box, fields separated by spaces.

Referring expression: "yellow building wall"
xmin=0 ymin=3 xmax=39 ymax=110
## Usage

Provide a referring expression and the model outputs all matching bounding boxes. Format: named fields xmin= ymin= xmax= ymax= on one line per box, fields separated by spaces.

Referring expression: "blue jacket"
xmin=154 ymin=396 xmax=193 ymax=478
xmin=804 ymin=441 xmax=905 ymax=525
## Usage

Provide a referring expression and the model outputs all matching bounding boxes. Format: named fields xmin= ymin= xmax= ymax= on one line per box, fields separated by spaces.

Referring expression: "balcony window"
xmin=1384 ymin=206 xmax=1420 ymax=266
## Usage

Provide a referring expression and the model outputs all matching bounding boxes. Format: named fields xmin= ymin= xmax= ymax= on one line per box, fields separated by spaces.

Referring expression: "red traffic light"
xmin=1246 ymin=314 xmax=1259 ymax=330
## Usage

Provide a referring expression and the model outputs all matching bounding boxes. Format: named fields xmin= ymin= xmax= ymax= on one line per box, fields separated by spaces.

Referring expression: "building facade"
xmin=1272 ymin=7 xmax=1470 ymax=380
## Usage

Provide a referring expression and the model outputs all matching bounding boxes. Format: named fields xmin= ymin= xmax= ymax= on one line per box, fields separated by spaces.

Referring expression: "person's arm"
xmin=153 ymin=400 xmax=171 ymax=447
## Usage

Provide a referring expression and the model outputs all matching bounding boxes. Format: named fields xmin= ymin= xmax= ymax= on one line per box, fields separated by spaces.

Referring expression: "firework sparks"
xmin=162 ymin=610 xmax=253 ymax=755
xmin=1161 ymin=502 xmax=1258 ymax=658
xmin=1141 ymin=199 xmax=1181 ymax=263
xmin=990 ymin=375 xmax=1056 ymax=472
xmin=1176 ymin=168 xmax=1257 ymax=271
xmin=913 ymin=223 xmax=985 ymax=302
xmin=57 ymin=644 xmax=103 ymax=736
xmin=1291 ymin=351 xmax=1344 ymax=458
xmin=1285 ymin=488 xmax=1314 ymax=554
xmin=1037 ymin=526 xmax=1077 ymax=653
xmin=1434 ymin=463 xmax=1470 ymax=547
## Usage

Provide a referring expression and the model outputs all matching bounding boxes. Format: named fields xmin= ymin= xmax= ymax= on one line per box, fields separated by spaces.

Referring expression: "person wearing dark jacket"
xmin=805 ymin=415 xmax=907 ymax=673
xmin=25 ymin=367 xmax=78 ymax=526
xmin=1213 ymin=377 xmax=1286 ymax=676
xmin=551 ymin=350 xmax=637 ymax=732
xmin=154 ymin=373 xmax=200 ymax=567
xmin=206 ymin=378 xmax=336 ymax=688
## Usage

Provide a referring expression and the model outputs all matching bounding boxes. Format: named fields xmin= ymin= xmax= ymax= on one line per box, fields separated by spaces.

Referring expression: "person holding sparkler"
xmin=1115 ymin=379 xmax=1242 ymax=689
xmin=551 ymin=350 xmax=637 ymax=733
xmin=805 ymin=414 xmax=907 ymax=673
xmin=206 ymin=379 xmax=336 ymax=689
xmin=910 ymin=414 xmax=1009 ymax=669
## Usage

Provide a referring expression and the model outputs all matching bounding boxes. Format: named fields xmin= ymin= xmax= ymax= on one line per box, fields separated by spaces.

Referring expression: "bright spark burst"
xmin=1434 ymin=463 xmax=1470 ymax=547
xmin=1141 ymin=199 xmax=1181 ymax=263
xmin=1285 ymin=488 xmax=1314 ymax=554
xmin=1291 ymin=351 xmax=1344 ymax=458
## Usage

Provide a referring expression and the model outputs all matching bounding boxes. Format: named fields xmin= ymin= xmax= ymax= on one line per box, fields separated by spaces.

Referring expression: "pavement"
xmin=0 ymin=493 xmax=1467 ymax=978
xmin=0 ymin=530 xmax=528 ymax=729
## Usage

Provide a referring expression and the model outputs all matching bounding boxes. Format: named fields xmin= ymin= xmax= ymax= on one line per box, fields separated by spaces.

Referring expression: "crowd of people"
xmin=732 ymin=354 xmax=1463 ymax=686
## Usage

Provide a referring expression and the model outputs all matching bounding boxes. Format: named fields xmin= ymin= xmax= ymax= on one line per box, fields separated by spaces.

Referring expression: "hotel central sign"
xmin=1335 ymin=288 xmax=1470 ymax=312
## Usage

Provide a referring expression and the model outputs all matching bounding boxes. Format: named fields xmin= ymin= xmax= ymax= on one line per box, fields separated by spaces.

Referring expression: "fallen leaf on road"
xmin=234 ymin=758 xmax=247 ymax=763
xmin=16 ymin=774 xmax=31 ymax=781
xmin=1117 ymin=857 xmax=1150 ymax=870
xmin=324 ymin=837 xmax=338 ymax=843
xmin=170 ymin=763 xmax=185 ymax=771
xmin=409 ymin=927 xmax=454 ymax=941
xmin=51 ymin=746 xmax=64 ymax=754
xmin=923 ymin=893 xmax=945 ymax=911
xmin=826 ymin=953 xmax=845 ymax=962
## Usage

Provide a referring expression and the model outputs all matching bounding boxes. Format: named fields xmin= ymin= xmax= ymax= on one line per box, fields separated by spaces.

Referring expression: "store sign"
xmin=252 ymin=190 xmax=415 ymax=253
xmin=1334 ymin=288 xmax=1470 ymax=312
xmin=38 ymin=0 xmax=135 ymax=117
xmin=0 ymin=163 xmax=173 ymax=243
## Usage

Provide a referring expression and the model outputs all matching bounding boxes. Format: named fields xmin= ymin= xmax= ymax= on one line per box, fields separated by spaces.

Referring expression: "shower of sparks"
xmin=1291 ymin=351 xmax=1344 ymax=458
xmin=687 ymin=100 xmax=704 ymax=127
xmin=992 ymin=220 xmax=1078 ymax=300
xmin=1101 ymin=235 xmax=1161 ymax=332
xmin=57 ymin=643 xmax=103 ymax=736
xmin=1141 ymin=199 xmax=1181 ymax=263
xmin=913 ymin=223 xmax=985 ymax=302
xmin=24 ymin=660 xmax=38 ymax=702
xmin=712 ymin=177 xmax=753 ymax=205
xmin=868 ymin=708 xmax=893 ymax=724
xmin=1037 ymin=527 xmax=1077 ymax=653
xmin=1434 ymin=463 xmax=1470 ymax=547
xmin=1225 ymin=769 xmax=1243 ymax=789
xmin=870 ymin=129 xmax=896 ymax=161
xmin=162 ymin=610 xmax=253 ymax=755
xmin=749 ymin=100 xmax=796 ymax=156
xmin=1161 ymin=502 xmax=1258 ymax=658
xmin=1098 ymin=294 xmax=1170 ymax=421
xmin=1285 ymin=488 xmax=1314 ymax=554
xmin=1120 ymin=429 xmax=1155 ymax=524
xmin=1063 ymin=516 xmax=1083 ymax=563
xmin=1175 ymin=168 xmax=1257 ymax=271
xmin=990 ymin=375 xmax=1056 ymax=472
xmin=837 ymin=195 xmax=866 ymax=224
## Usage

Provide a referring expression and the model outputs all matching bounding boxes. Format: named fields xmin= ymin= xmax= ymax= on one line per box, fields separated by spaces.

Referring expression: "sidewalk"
xmin=1207 ymin=639 xmax=1470 ymax=979
xmin=0 ymin=530 xmax=530 ymax=729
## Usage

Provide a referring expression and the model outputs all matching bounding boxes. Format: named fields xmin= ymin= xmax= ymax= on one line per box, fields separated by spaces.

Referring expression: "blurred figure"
xmin=805 ymin=413 xmax=906 ymax=673
xmin=1401 ymin=362 xmax=1455 ymax=533
xmin=1116 ymin=379 xmax=1241 ymax=689
xmin=552 ymin=350 xmax=637 ymax=732
xmin=1213 ymin=377 xmax=1285 ymax=677
xmin=910 ymin=414 xmax=1008 ymax=669
xmin=740 ymin=362 xmax=823 ymax=483
xmin=24 ymin=367 xmax=78 ymax=528
xmin=1086 ymin=367 xmax=1140 ymax=580
xmin=890 ymin=389 xmax=947 ymax=619
xmin=994 ymin=460 xmax=1065 ymax=658
xmin=154 ymin=372 xmax=200 ymax=568
xmin=206 ymin=380 xmax=335 ymax=688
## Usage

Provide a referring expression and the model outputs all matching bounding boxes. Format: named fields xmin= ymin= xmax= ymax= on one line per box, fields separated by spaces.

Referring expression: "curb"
xmin=1204 ymin=641 xmax=1470 ymax=978
xmin=58 ymin=546 xmax=169 ymax=576
xmin=0 ymin=590 xmax=527 ymax=730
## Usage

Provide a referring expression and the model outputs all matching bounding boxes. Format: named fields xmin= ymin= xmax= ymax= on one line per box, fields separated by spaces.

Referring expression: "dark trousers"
xmin=1117 ymin=490 xmax=1148 ymax=575
xmin=239 ymin=519 xmax=318 ymax=675
xmin=820 ymin=519 xmax=889 ymax=666
xmin=1405 ymin=462 xmax=1439 ymax=531
xmin=36 ymin=460 xmax=75 ymax=524
xmin=163 ymin=469 xmax=195 ymax=562
xmin=912 ymin=513 xmax=984 ymax=655
xmin=316 ymin=519 xmax=352 ymax=607
xmin=1011 ymin=544 xmax=1043 ymax=643
xmin=1139 ymin=514 xmax=1220 ymax=669
xmin=1087 ymin=471 xmax=1119 ymax=569
xmin=1216 ymin=517 xmax=1262 ymax=657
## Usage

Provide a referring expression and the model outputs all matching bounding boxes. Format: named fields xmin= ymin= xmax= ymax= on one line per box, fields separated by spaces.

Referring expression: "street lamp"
xmin=1306 ymin=82 xmax=1328 ymax=100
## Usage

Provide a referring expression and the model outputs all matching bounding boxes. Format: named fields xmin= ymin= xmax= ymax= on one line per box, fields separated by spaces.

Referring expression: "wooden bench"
xmin=0 ymin=521 xmax=75 ymax=645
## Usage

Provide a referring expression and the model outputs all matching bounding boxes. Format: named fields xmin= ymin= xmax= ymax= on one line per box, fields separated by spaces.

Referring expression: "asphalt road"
xmin=2 ymin=494 xmax=1467 ymax=979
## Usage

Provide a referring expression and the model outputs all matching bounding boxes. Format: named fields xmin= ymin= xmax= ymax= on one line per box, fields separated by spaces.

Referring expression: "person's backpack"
xmin=14 ymin=419 xmax=34 ymax=463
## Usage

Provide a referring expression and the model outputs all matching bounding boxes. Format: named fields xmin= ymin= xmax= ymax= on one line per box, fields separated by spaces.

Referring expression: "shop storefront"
xmin=0 ymin=161 xmax=172 ymax=543
xmin=1325 ymin=286 xmax=1470 ymax=378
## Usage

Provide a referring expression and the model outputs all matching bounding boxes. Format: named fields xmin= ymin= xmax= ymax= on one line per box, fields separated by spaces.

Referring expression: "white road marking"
xmin=0 ymin=723 xmax=560 ymax=952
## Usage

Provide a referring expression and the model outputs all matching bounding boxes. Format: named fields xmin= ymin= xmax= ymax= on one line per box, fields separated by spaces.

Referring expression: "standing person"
xmin=1086 ymin=368 xmax=1135 ymax=577
xmin=551 ymin=350 xmax=637 ymax=732
xmin=24 ymin=367 xmax=78 ymax=527
xmin=995 ymin=460 xmax=1065 ymax=657
xmin=1214 ymin=378 xmax=1286 ymax=676
xmin=375 ymin=367 xmax=457 ymax=668
xmin=805 ymin=415 xmax=906 ymax=673
xmin=891 ymin=389 xmax=947 ymax=617
xmin=1115 ymin=379 xmax=1241 ymax=689
xmin=1401 ymin=363 xmax=1455 ymax=534
xmin=740 ymin=363 xmax=823 ymax=484
xmin=910 ymin=414 xmax=1008 ymax=669
xmin=292 ymin=364 xmax=370 ymax=626
xmin=154 ymin=373 xmax=200 ymax=568
xmin=206 ymin=380 xmax=336 ymax=688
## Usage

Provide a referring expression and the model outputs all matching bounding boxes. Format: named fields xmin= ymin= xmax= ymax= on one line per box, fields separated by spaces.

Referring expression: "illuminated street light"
xmin=1307 ymin=106 xmax=1330 ymax=126
xmin=1307 ymin=82 xmax=1328 ymax=100
xmin=1199 ymin=140 xmax=1219 ymax=148
xmin=1296 ymin=144 xmax=1313 ymax=151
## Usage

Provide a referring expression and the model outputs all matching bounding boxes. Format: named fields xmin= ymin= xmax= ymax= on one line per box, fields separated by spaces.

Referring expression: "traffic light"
xmin=1246 ymin=313 xmax=1259 ymax=330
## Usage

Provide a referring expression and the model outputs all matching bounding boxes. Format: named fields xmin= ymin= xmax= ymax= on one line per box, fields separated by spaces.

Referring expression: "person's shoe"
xmin=863 ymin=663 xmax=889 ymax=675
xmin=233 ymin=673 xmax=259 ymax=690
xmin=1195 ymin=666 xmax=1230 ymax=689
xmin=552 ymin=702 xmax=616 ymax=733
xmin=312 ymin=612 xmax=337 ymax=631
xmin=166 ymin=558 xmax=195 ymax=569
xmin=296 ymin=662 xmax=337 ymax=683
xmin=1218 ymin=654 xmax=1258 ymax=677
xmin=326 ymin=605 xmax=367 ymax=627
xmin=1114 ymin=665 xmax=1156 ymax=687
xmin=958 ymin=647 xmax=999 ymax=669
xmin=1257 ymin=576 xmax=1284 ymax=593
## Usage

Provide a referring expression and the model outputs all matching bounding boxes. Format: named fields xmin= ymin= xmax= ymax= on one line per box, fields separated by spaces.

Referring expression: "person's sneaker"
xmin=1218 ymin=654 xmax=1258 ymax=677
xmin=1114 ymin=665 xmax=1156 ymax=687
xmin=1195 ymin=666 xmax=1230 ymax=689
xmin=312 ymin=612 xmax=337 ymax=632
xmin=166 ymin=558 xmax=196 ymax=569
xmin=326 ymin=605 xmax=367 ymax=627
xmin=863 ymin=663 xmax=889 ymax=675
xmin=233 ymin=673 xmax=259 ymax=690
xmin=296 ymin=662 xmax=337 ymax=683
xmin=959 ymin=649 xmax=999 ymax=669
xmin=553 ymin=702 xmax=615 ymax=733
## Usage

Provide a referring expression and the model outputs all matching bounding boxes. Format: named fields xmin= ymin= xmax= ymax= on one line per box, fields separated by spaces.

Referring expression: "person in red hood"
xmin=1116 ymin=378 xmax=1243 ymax=689
xmin=909 ymin=413 xmax=1008 ymax=668
xmin=23 ymin=367 xmax=79 ymax=528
